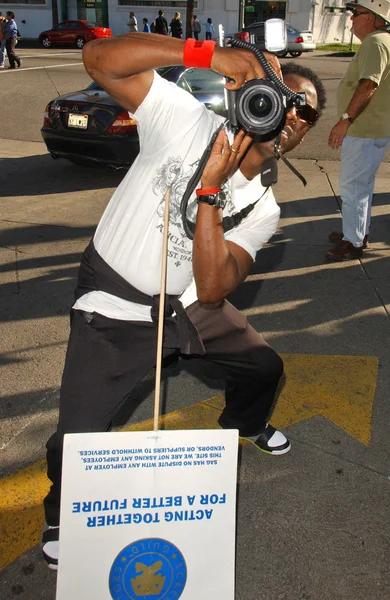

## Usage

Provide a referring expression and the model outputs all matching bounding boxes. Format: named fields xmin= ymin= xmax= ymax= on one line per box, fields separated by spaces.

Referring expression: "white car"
xmin=237 ymin=22 xmax=316 ymax=58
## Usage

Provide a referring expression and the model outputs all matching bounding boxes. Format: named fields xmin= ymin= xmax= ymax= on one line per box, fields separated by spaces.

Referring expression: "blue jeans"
xmin=339 ymin=136 xmax=390 ymax=247
xmin=0 ymin=38 xmax=6 ymax=67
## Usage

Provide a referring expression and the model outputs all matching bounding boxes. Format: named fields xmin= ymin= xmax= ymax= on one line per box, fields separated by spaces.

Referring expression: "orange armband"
xmin=183 ymin=39 xmax=216 ymax=69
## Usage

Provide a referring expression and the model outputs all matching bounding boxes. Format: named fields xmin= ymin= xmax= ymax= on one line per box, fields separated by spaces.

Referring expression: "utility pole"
xmin=186 ymin=0 xmax=194 ymax=39
xmin=51 ymin=0 xmax=59 ymax=28
xmin=238 ymin=0 xmax=245 ymax=30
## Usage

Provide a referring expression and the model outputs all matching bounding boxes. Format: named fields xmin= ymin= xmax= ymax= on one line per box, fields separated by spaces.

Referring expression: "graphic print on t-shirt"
xmin=152 ymin=155 xmax=233 ymax=268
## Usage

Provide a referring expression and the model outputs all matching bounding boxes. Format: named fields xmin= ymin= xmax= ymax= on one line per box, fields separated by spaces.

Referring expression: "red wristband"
xmin=196 ymin=187 xmax=221 ymax=196
xmin=183 ymin=39 xmax=216 ymax=69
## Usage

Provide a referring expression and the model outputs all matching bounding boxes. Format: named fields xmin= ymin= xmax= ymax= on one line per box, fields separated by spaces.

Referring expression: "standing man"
xmin=3 ymin=11 xmax=21 ymax=69
xmin=127 ymin=12 xmax=138 ymax=33
xmin=155 ymin=10 xmax=168 ymax=35
xmin=0 ymin=12 xmax=7 ymax=68
xmin=327 ymin=0 xmax=390 ymax=261
xmin=192 ymin=15 xmax=202 ymax=40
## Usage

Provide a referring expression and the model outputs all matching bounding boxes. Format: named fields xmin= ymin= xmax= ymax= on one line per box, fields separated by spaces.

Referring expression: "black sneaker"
xmin=241 ymin=424 xmax=291 ymax=455
xmin=41 ymin=523 xmax=59 ymax=571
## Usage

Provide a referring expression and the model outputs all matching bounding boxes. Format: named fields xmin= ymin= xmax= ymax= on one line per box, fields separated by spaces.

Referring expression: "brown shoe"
xmin=325 ymin=240 xmax=363 ymax=262
xmin=328 ymin=231 xmax=369 ymax=248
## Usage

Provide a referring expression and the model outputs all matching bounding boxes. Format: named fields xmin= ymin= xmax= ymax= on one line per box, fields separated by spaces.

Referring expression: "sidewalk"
xmin=0 ymin=140 xmax=389 ymax=599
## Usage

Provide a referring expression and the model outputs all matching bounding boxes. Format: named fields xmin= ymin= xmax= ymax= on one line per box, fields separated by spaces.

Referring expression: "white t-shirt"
xmin=73 ymin=72 xmax=280 ymax=321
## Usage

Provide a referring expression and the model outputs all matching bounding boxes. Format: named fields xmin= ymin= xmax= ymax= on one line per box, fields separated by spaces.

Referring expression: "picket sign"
xmin=56 ymin=429 xmax=238 ymax=599
xmin=56 ymin=189 xmax=240 ymax=599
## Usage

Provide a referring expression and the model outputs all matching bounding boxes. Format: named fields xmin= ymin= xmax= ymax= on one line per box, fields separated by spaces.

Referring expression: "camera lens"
xmin=235 ymin=79 xmax=285 ymax=137
xmin=248 ymin=93 xmax=273 ymax=119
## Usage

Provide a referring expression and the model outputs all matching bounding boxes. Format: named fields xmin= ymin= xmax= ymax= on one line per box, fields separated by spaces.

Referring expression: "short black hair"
xmin=281 ymin=62 xmax=327 ymax=118
xmin=6 ymin=11 xmax=15 ymax=19
xmin=158 ymin=10 xmax=163 ymax=15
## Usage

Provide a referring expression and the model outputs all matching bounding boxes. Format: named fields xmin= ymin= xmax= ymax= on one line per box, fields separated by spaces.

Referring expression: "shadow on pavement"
xmin=0 ymin=153 xmax=125 ymax=197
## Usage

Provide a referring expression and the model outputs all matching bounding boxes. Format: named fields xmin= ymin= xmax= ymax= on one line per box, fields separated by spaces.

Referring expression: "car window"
xmin=84 ymin=21 xmax=97 ymax=28
xmin=287 ymin=25 xmax=300 ymax=34
xmin=87 ymin=82 xmax=103 ymax=91
xmin=54 ymin=23 xmax=68 ymax=31
xmin=68 ymin=22 xmax=81 ymax=30
xmin=176 ymin=69 xmax=224 ymax=94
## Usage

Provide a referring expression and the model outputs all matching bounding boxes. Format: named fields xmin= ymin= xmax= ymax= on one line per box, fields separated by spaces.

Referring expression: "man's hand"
xmin=200 ymin=129 xmax=253 ymax=189
xmin=211 ymin=47 xmax=282 ymax=90
xmin=328 ymin=119 xmax=350 ymax=150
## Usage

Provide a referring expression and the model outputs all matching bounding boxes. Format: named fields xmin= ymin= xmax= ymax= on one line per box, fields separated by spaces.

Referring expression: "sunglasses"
xmin=350 ymin=9 xmax=371 ymax=17
xmin=295 ymin=104 xmax=319 ymax=125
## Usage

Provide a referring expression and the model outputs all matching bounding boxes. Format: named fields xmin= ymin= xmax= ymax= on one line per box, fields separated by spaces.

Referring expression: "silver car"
xmin=279 ymin=24 xmax=316 ymax=57
xmin=237 ymin=22 xmax=316 ymax=58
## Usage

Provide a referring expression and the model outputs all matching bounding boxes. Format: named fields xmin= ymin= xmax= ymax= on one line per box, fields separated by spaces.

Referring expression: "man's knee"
xmin=252 ymin=346 xmax=284 ymax=383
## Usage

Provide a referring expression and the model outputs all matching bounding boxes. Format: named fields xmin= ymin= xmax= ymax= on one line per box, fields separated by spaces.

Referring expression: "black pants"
xmin=5 ymin=38 xmax=20 ymax=68
xmin=44 ymin=300 xmax=283 ymax=525
xmin=206 ymin=32 xmax=212 ymax=40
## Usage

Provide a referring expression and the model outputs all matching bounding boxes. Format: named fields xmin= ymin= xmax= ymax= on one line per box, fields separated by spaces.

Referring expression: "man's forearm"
xmin=193 ymin=206 xmax=243 ymax=304
xmin=83 ymin=33 xmax=185 ymax=80
xmin=346 ymin=78 xmax=377 ymax=120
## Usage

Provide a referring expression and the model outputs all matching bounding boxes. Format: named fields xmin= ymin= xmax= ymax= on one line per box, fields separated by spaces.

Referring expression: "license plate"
xmin=68 ymin=113 xmax=88 ymax=129
xmin=304 ymin=35 xmax=313 ymax=41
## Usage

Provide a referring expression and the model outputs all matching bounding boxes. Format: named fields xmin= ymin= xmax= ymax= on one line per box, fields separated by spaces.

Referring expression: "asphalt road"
xmin=1 ymin=47 xmax=389 ymax=600
xmin=0 ymin=46 xmax=389 ymax=162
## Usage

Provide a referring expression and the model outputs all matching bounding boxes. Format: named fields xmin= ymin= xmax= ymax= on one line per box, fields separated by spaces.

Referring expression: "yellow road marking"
xmin=0 ymin=353 xmax=378 ymax=570
xmin=204 ymin=354 xmax=379 ymax=446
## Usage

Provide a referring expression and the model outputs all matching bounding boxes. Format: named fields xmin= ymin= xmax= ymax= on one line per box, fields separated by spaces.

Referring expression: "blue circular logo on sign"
xmin=109 ymin=538 xmax=187 ymax=600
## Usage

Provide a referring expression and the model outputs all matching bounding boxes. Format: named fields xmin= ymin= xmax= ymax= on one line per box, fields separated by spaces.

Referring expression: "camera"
xmin=219 ymin=20 xmax=306 ymax=141
xmin=226 ymin=78 xmax=286 ymax=139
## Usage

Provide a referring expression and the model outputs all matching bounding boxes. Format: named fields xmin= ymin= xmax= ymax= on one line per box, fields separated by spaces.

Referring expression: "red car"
xmin=39 ymin=20 xmax=112 ymax=50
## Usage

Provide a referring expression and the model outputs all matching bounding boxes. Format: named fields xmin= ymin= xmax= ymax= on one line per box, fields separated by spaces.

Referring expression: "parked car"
xmin=41 ymin=67 xmax=226 ymax=170
xmin=38 ymin=20 xmax=112 ymax=49
xmin=236 ymin=22 xmax=316 ymax=58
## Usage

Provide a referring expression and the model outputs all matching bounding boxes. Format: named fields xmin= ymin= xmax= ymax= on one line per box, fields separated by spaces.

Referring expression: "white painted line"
xmin=0 ymin=62 xmax=84 ymax=73
xmin=17 ymin=52 xmax=82 ymax=58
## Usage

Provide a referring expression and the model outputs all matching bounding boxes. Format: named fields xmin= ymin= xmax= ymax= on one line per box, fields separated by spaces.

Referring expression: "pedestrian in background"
xmin=205 ymin=17 xmax=215 ymax=40
xmin=192 ymin=15 xmax=201 ymax=40
xmin=170 ymin=12 xmax=183 ymax=39
xmin=155 ymin=10 xmax=168 ymax=35
xmin=127 ymin=12 xmax=138 ymax=33
xmin=327 ymin=0 xmax=390 ymax=261
xmin=4 ymin=11 xmax=21 ymax=69
xmin=142 ymin=18 xmax=151 ymax=33
xmin=0 ymin=12 xmax=7 ymax=68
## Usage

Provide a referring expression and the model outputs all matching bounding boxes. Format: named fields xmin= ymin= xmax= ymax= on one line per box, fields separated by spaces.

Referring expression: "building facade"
xmin=0 ymin=0 xmax=356 ymax=44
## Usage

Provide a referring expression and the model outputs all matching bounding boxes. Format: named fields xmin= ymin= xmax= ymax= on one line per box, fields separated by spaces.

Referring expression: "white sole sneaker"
xmin=241 ymin=424 xmax=291 ymax=455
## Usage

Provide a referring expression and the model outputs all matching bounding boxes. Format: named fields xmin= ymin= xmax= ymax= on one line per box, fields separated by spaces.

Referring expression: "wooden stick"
xmin=153 ymin=188 xmax=171 ymax=432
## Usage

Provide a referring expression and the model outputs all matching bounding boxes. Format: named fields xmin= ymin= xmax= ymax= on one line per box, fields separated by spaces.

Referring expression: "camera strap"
xmin=273 ymin=134 xmax=307 ymax=187
xmin=181 ymin=122 xmax=270 ymax=240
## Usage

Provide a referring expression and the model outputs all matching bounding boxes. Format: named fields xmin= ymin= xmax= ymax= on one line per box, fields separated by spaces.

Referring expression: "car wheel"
xmin=41 ymin=36 xmax=52 ymax=49
xmin=76 ymin=37 xmax=85 ymax=49
xmin=289 ymin=51 xmax=302 ymax=58
xmin=275 ymin=50 xmax=288 ymax=58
